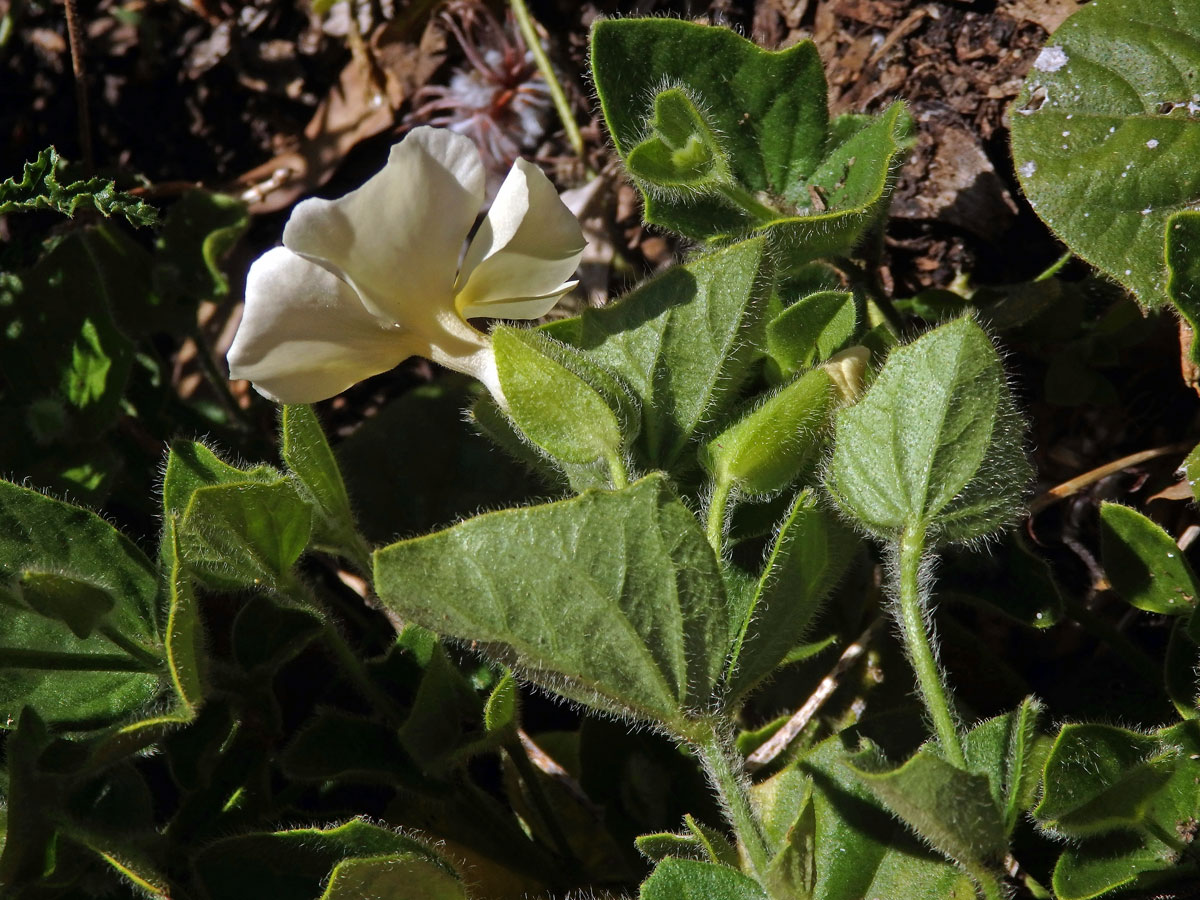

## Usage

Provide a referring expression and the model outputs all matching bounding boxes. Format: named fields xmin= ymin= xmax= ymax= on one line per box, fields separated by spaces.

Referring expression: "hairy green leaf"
xmin=0 ymin=147 xmax=157 ymax=226
xmin=178 ymin=480 xmax=312 ymax=592
xmin=639 ymin=858 xmax=768 ymax=900
xmin=726 ymin=490 xmax=857 ymax=698
xmin=849 ymin=744 xmax=1008 ymax=872
xmin=1100 ymin=502 xmax=1200 ymax=615
xmin=826 ymin=317 xmax=1031 ymax=547
xmin=375 ymin=475 xmax=729 ymax=734
xmin=0 ymin=481 xmax=161 ymax=726
xmin=767 ymin=290 xmax=857 ymax=377
xmin=592 ymin=19 xmax=911 ymax=255
xmin=1010 ymin=0 xmax=1200 ymax=308
xmin=554 ymin=237 xmax=768 ymax=468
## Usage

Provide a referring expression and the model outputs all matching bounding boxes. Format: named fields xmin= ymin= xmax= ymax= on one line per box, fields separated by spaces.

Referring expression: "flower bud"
xmin=699 ymin=366 xmax=835 ymax=497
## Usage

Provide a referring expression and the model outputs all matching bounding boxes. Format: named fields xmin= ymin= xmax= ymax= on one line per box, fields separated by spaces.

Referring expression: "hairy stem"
xmin=897 ymin=526 xmax=965 ymax=768
xmin=706 ymin=478 xmax=733 ymax=556
xmin=694 ymin=720 xmax=775 ymax=890
xmin=604 ymin=449 xmax=629 ymax=490
xmin=718 ymin=181 xmax=780 ymax=222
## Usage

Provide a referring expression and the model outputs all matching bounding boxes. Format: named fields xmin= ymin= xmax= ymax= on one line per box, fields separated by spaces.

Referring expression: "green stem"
xmin=603 ymin=449 xmax=629 ymax=490
xmin=706 ymin=478 xmax=733 ymax=556
xmin=509 ymin=0 xmax=588 ymax=169
xmin=99 ymin=625 xmax=163 ymax=671
xmin=694 ymin=721 xmax=774 ymax=890
xmin=897 ymin=526 xmax=966 ymax=768
xmin=1034 ymin=250 xmax=1072 ymax=282
xmin=718 ymin=181 xmax=780 ymax=222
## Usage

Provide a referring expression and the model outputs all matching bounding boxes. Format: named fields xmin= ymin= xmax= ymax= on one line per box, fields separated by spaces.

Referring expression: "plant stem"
xmin=718 ymin=182 xmax=780 ymax=222
xmin=897 ymin=526 xmax=966 ymax=768
xmin=61 ymin=0 xmax=93 ymax=174
xmin=604 ymin=449 xmax=629 ymax=489
xmin=509 ymin=0 xmax=589 ymax=170
xmin=1034 ymin=250 xmax=1072 ymax=282
xmin=706 ymin=479 xmax=733 ymax=556
xmin=694 ymin=721 xmax=775 ymax=889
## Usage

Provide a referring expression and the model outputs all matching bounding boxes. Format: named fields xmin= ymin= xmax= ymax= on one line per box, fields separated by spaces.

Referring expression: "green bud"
xmin=765 ymin=290 xmax=856 ymax=377
xmin=492 ymin=326 xmax=632 ymax=469
xmin=627 ymin=88 xmax=731 ymax=190
xmin=700 ymin=367 xmax=835 ymax=497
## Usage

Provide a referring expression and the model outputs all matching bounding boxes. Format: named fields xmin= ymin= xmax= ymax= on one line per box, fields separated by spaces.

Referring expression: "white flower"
xmin=227 ymin=126 xmax=586 ymax=404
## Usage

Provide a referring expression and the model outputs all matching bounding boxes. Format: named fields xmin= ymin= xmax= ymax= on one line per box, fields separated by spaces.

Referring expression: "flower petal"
xmin=454 ymin=158 xmax=586 ymax=321
xmin=281 ymin=127 xmax=485 ymax=323
xmin=227 ymin=248 xmax=413 ymax=404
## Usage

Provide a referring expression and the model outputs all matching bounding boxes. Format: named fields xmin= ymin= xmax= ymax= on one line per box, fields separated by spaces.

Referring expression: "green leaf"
xmin=627 ymin=88 xmax=733 ymax=190
xmin=726 ymin=490 xmax=857 ymax=698
xmin=178 ymin=480 xmax=312 ymax=592
xmin=164 ymin=519 xmax=204 ymax=713
xmin=1035 ymin=723 xmax=1176 ymax=837
xmin=194 ymin=818 xmax=453 ymax=900
xmin=700 ymin=367 xmax=835 ymax=498
xmin=1100 ymin=502 xmax=1200 ymax=615
xmin=635 ymin=815 xmax=737 ymax=867
xmin=591 ymin=19 xmax=912 ymax=255
xmin=0 ymin=147 xmax=158 ymax=226
xmin=849 ymin=744 xmax=1008 ymax=872
xmin=492 ymin=326 xmax=628 ymax=469
xmin=1010 ymin=0 xmax=1200 ymax=308
xmin=962 ymin=697 xmax=1049 ymax=835
xmin=751 ymin=765 xmax=817 ymax=897
xmin=230 ymin=594 xmax=322 ymax=672
xmin=0 ymin=710 xmax=58 ymax=888
xmin=0 ymin=481 xmax=161 ymax=726
xmin=767 ymin=290 xmax=857 ymax=377
xmin=560 ymin=237 xmax=768 ymax=468
xmin=374 ymin=475 xmax=730 ymax=734
xmin=484 ymin=670 xmax=519 ymax=734
xmin=281 ymin=709 xmax=418 ymax=786
xmin=162 ymin=440 xmax=280 ymax=521
xmin=0 ymin=232 xmax=135 ymax=439
xmin=1047 ymin=720 xmax=1200 ymax=900
xmin=153 ymin=188 xmax=248 ymax=301
xmin=281 ymin=404 xmax=361 ymax=558
xmin=322 ymin=854 xmax=467 ymax=900
xmin=1164 ymin=618 xmax=1199 ymax=718
xmin=825 ymin=316 xmax=1032 ymax=547
xmin=799 ymin=732 xmax=981 ymax=900
xmin=639 ymin=858 xmax=768 ymax=900
xmin=1167 ymin=211 xmax=1200 ymax=359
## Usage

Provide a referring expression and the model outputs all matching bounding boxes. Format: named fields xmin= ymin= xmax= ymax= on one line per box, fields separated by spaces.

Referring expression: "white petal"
xmin=461 ymin=282 xmax=578 ymax=322
xmin=454 ymin=158 xmax=585 ymax=320
xmin=227 ymin=248 xmax=413 ymax=404
xmin=281 ymin=127 xmax=485 ymax=323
